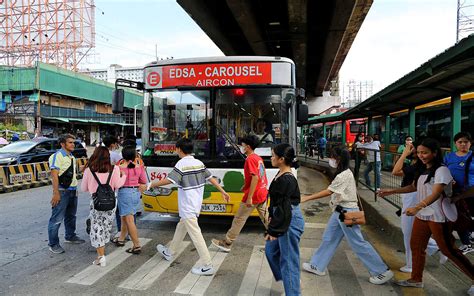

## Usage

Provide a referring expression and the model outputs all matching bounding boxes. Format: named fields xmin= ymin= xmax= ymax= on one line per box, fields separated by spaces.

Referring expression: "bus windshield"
xmin=149 ymin=87 xmax=291 ymax=159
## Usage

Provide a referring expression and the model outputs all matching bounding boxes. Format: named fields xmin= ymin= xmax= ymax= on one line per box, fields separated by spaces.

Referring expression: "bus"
xmin=310 ymin=119 xmax=366 ymax=147
xmin=126 ymin=56 xmax=306 ymax=216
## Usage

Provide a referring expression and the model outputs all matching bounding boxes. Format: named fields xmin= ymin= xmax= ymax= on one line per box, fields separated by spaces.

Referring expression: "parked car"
xmin=0 ymin=138 xmax=87 ymax=165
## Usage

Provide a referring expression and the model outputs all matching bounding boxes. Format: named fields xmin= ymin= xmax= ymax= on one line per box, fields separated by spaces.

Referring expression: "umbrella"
xmin=0 ymin=137 xmax=9 ymax=145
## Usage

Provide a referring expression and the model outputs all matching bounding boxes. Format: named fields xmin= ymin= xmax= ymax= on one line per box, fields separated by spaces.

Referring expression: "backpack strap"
xmin=106 ymin=166 xmax=114 ymax=185
xmin=90 ymin=170 xmax=102 ymax=186
xmin=464 ymin=152 xmax=473 ymax=188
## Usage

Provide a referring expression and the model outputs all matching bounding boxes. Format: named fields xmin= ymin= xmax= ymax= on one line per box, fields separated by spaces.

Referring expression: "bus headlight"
xmin=145 ymin=187 xmax=172 ymax=196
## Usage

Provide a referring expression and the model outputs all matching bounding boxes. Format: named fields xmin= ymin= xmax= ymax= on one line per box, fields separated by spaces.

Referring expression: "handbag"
xmin=342 ymin=194 xmax=366 ymax=226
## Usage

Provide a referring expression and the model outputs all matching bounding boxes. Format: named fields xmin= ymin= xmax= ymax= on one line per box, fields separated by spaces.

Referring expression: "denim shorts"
xmin=117 ymin=187 xmax=141 ymax=216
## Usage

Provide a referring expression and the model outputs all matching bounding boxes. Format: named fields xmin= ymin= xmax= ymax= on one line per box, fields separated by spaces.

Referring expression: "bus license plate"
xmin=201 ymin=204 xmax=227 ymax=213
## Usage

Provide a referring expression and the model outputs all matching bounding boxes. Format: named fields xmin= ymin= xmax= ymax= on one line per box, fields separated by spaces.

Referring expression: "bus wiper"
xmin=215 ymin=123 xmax=246 ymax=160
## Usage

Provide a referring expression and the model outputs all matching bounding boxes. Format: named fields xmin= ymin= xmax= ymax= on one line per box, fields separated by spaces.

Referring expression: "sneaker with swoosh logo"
xmin=191 ymin=264 xmax=215 ymax=276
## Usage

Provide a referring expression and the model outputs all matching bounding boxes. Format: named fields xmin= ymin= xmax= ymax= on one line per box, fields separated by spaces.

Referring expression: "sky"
xmin=88 ymin=0 xmax=462 ymax=94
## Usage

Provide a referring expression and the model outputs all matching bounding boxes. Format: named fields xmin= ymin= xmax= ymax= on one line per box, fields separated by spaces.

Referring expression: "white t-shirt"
xmin=416 ymin=166 xmax=453 ymax=223
xmin=109 ymin=150 xmax=122 ymax=165
xmin=328 ymin=169 xmax=359 ymax=211
xmin=358 ymin=141 xmax=381 ymax=162
xmin=167 ymin=156 xmax=212 ymax=219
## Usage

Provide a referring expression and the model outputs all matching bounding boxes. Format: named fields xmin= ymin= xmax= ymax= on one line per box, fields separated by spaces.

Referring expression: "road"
xmin=0 ymin=167 xmax=470 ymax=295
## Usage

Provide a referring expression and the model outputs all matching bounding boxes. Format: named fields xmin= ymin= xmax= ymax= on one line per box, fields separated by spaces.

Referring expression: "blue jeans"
xmin=265 ymin=205 xmax=305 ymax=296
xmin=310 ymin=208 xmax=388 ymax=276
xmin=364 ymin=161 xmax=381 ymax=188
xmin=48 ymin=190 xmax=78 ymax=247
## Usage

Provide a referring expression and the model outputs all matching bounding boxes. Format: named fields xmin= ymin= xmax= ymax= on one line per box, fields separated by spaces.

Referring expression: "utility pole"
xmin=155 ymin=44 xmax=158 ymax=61
xmin=457 ymin=0 xmax=474 ymax=42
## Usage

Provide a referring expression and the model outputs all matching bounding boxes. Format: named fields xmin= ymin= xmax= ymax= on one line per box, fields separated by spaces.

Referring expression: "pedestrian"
xmin=379 ymin=138 xmax=474 ymax=292
xmin=151 ymin=138 xmax=230 ymax=275
xmin=112 ymin=146 xmax=147 ymax=254
xmin=301 ymin=146 xmax=394 ymax=285
xmin=394 ymin=136 xmax=414 ymax=165
xmin=81 ymin=147 xmax=126 ymax=266
xmin=387 ymin=140 xmax=445 ymax=273
xmin=47 ymin=134 xmax=85 ymax=254
xmin=317 ymin=135 xmax=327 ymax=159
xmin=444 ymin=132 xmax=474 ymax=254
xmin=264 ymin=143 xmax=304 ymax=295
xmin=212 ymin=135 xmax=269 ymax=252
xmin=352 ymin=133 xmax=365 ymax=180
xmin=359 ymin=135 xmax=381 ymax=190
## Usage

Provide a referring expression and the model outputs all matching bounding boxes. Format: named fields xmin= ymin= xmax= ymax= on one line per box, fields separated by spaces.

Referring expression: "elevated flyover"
xmin=177 ymin=0 xmax=372 ymax=97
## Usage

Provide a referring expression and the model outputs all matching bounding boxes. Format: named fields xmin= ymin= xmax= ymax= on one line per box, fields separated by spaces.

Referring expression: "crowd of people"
xmin=45 ymin=131 xmax=474 ymax=295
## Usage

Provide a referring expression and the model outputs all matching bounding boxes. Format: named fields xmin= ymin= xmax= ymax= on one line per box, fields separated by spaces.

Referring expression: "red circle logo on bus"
xmin=147 ymin=72 xmax=161 ymax=86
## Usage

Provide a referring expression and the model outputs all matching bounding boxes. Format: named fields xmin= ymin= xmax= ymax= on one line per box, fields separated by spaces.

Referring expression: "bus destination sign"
xmin=145 ymin=62 xmax=291 ymax=89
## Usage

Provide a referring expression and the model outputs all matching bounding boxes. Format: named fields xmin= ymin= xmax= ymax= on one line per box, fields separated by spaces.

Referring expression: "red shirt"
xmin=242 ymin=153 xmax=268 ymax=204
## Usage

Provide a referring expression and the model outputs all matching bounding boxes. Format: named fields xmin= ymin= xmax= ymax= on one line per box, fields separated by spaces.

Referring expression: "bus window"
xmin=151 ymin=90 xmax=211 ymax=157
xmin=215 ymin=88 xmax=291 ymax=158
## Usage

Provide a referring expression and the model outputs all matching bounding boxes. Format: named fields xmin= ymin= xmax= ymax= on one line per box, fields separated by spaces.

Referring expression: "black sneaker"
xmin=65 ymin=236 xmax=86 ymax=244
xmin=49 ymin=245 xmax=65 ymax=254
xmin=86 ymin=218 xmax=91 ymax=235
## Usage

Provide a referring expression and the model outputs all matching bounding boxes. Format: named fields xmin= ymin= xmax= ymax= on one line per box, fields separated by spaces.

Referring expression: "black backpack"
xmin=91 ymin=169 xmax=116 ymax=211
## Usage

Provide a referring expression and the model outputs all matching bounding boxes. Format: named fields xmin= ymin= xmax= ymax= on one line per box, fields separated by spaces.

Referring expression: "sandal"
xmin=111 ymin=237 xmax=125 ymax=247
xmin=126 ymin=246 xmax=141 ymax=254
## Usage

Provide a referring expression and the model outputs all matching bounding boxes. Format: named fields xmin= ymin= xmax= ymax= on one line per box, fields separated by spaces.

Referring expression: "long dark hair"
xmin=414 ymin=138 xmax=444 ymax=184
xmin=273 ymin=143 xmax=299 ymax=169
xmin=87 ymin=146 xmax=113 ymax=173
xmin=122 ymin=146 xmax=137 ymax=168
xmin=330 ymin=146 xmax=351 ymax=176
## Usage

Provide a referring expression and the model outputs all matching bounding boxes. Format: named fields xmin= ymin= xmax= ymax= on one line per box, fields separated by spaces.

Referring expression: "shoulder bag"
xmin=342 ymin=194 xmax=366 ymax=226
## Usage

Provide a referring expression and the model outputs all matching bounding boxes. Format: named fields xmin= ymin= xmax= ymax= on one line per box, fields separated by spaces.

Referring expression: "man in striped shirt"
xmin=150 ymin=138 xmax=230 ymax=275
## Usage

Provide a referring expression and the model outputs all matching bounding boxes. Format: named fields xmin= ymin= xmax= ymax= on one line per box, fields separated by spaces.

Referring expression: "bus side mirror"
xmin=297 ymin=103 xmax=308 ymax=122
xmin=112 ymin=89 xmax=124 ymax=113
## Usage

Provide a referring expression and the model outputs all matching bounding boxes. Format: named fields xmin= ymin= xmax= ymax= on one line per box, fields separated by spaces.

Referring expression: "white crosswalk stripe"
xmin=118 ymin=241 xmax=191 ymax=290
xmin=66 ymin=238 xmax=152 ymax=286
xmin=344 ymin=250 xmax=397 ymax=296
xmin=173 ymin=243 xmax=229 ymax=295
xmin=304 ymin=222 xmax=327 ymax=229
xmin=301 ymin=247 xmax=334 ymax=296
xmin=237 ymin=246 xmax=274 ymax=296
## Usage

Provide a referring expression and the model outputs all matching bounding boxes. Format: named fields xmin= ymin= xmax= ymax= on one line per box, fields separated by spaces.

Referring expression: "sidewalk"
xmin=299 ymin=156 xmax=473 ymax=290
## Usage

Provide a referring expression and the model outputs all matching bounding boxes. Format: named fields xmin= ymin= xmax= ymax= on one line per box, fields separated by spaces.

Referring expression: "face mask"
xmin=329 ymin=158 xmax=338 ymax=168
xmin=240 ymin=146 xmax=246 ymax=154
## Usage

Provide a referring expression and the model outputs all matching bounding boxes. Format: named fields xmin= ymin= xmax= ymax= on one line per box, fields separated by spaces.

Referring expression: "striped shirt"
xmin=167 ymin=155 xmax=212 ymax=218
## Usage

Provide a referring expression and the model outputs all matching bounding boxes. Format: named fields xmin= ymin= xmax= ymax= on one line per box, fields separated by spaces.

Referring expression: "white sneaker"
xmin=467 ymin=285 xmax=474 ymax=296
xmin=439 ymin=253 xmax=448 ymax=265
xmin=156 ymin=244 xmax=173 ymax=261
xmin=191 ymin=264 xmax=215 ymax=276
xmin=369 ymin=270 xmax=394 ymax=285
xmin=302 ymin=262 xmax=326 ymax=276
xmin=462 ymin=245 xmax=474 ymax=255
xmin=399 ymin=265 xmax=412 ymax=273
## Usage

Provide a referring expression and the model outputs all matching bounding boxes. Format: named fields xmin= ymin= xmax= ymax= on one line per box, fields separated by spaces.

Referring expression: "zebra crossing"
xmin=63 ymin=238 xmax=449 ymax=295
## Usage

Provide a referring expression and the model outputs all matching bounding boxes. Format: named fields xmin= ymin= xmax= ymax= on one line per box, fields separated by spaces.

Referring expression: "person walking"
xmin=81 ymin=147 xmax=126 ymax=266
xmin=113 ymin=146 xmax=147 ymax=254
xmin=301 ymin=146 xmax=394 ymax=285
xmin=265 ymin=144 xmax=304 ymax=295
xmin=150 ymin=138 xmax=230 ymax=275
xmin=444 ymin=132 xmax=474 ymax=255
xmin=47 ymin=134 xmax=85 ymax=254
xmin=359 ymin=135 xmax=382 ymax=190
xmin=388 ymin=140 xmax=445 ymax=273
xmin=379 ymin=138 xmax=474 ymax=293
xmin=212 ymin=135 xmax=269 ymax=252
xmin=352 ymin=133 xmax=365 ymax=181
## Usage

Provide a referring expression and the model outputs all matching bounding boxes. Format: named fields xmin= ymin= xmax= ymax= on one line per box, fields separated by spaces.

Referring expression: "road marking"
xmin=140 ymin=212 xmax=179 ymax=222
xmin=423 ymin=270 xmax=449 ymax=294
xmin=301 ymin=247 xmax=334 ymax=296
xmin=237 ymin=245 xmax=274 ymax=296
xmin=344 ymin=250 xmax=397 ymax=295
xmin=305 ymin=222 xmax=327 ymax=229
xmin=118 ymin=241 xmax=191 ymax=290
xmin=174 ymin=243 xmax=229 ymax=295
xmin=66 ymin=238 xmax=151 ymax=286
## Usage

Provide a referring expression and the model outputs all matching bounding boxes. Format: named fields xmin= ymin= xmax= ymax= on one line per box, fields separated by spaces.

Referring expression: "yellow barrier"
xmin=8 ymin=163 xmax=37 ymax=188
xmin=76 ymin=158 xmax=88 ymax=178
xmin=0 ymin=166 xmax=9 ymax=190
xmin=35 ymin=162 xmax=51 ymax=185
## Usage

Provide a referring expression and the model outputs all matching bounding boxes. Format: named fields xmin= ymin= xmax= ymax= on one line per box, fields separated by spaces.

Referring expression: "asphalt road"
xmin=0 ymin=167 xmax=470 ymax=295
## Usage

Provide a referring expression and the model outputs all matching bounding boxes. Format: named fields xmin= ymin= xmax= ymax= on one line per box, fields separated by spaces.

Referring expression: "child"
xmin=149 ymin=138 xmax=230 ymax=275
